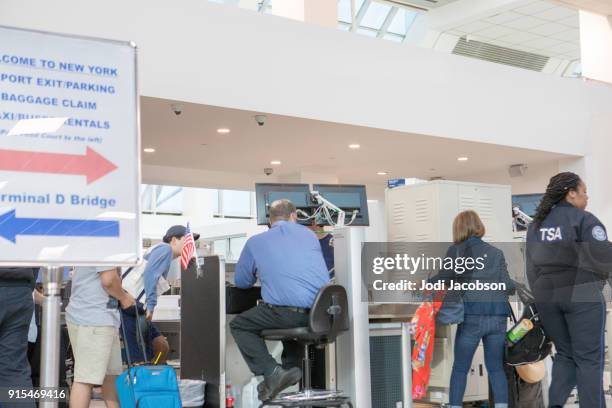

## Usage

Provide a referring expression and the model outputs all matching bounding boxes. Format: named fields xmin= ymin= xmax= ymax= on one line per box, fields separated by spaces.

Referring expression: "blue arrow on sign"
xmin=0 ymin=209 xmax=120 ymax=243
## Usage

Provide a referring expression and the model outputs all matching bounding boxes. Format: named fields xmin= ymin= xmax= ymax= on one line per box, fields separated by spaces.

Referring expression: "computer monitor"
xmin=512 ymin=193 xmax=543 ymax=218
xmin=512 ymin=193 xmax=543 ymax=231
xmin=312 ymin=184 xmax=370 ymax=226
xmin=255 ymin=183 xmax=316 ymax=225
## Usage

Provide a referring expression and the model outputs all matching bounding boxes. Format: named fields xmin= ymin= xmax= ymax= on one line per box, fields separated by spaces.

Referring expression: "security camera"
xmin=264 ymin=167 xmax=273 ymax=176
xmin=171 ymin=104 xmax=183 ymax=116
xmin=508 ymin=164 xmax=528 ymax=178
xmin=254 ymin=114 xmax=266 ymax=126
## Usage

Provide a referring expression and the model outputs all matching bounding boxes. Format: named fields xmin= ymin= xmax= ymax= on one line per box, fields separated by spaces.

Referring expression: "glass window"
xmin=209 ymin=189 xmax=220 ymax=214
xmin=212 ymin=239 xmax=227 ymax=258
xmin=155 ymin=185 xmax=184 ymax=214
xmin=220 ymin=190 xmax=253 ymax=217
xmin=360 ymin=1 xmax=391 ymax=30
xmin=141 ymin=184 xmax=155 ymax=213
xmin=260 ymin=0 xmax=272 ymax=14
xmin=338 ymin=0 xmax=352 ymax=23
xmin=387 ymin=8 xmax=418 ymax=35
xmin=141 ymin=184 xmax=183 ymax=215
xmin=383 ymin=33 xmax=404 ymax=43
xmin=354 ymin=0 xmax=366 ymax=16
xmin=357 ymin=28 xmax=378 ymax=38
xmin=228 ymin=236 xmax=247 ymax=261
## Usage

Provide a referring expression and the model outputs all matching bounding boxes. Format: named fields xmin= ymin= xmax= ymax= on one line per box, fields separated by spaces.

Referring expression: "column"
xmin=580 ymin=10 xmax=612 ymax=84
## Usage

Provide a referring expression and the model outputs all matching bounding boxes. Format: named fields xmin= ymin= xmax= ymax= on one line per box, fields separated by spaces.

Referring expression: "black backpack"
xmin=505 ymin=298 xmax=553 ymax=366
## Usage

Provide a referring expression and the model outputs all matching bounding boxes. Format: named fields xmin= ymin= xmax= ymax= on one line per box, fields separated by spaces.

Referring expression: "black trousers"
xmin=0 ymin=286 xmax=35 ymax=408
xmin=230 ymin=304 xmax=309 ymax=377
xmin=536 ymin=299 xmax=606 ymax=408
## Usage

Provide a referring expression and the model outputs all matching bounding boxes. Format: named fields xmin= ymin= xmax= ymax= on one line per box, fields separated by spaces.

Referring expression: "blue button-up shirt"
xmin=235 ymin=221 xmax=330 ymax=308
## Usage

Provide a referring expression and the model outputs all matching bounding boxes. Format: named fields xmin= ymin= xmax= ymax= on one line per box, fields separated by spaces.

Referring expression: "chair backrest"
xmin=309 ymin=284 xmax=350 ymax=340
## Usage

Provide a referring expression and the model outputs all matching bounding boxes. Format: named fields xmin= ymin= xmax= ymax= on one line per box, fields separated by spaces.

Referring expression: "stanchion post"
xmin=401 ymin=322 xmax=413 ymax=408
xmin=40 ymin=266 xmax=63 ymax=408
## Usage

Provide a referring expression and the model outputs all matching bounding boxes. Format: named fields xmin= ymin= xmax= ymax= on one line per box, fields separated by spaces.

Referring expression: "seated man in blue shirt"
xmin=230 ymin=199 xmax=330 ymax=401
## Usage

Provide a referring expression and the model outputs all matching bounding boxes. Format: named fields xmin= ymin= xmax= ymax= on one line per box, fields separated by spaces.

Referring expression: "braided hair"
xmin=533 ymin=172 xmax=582 ymax=227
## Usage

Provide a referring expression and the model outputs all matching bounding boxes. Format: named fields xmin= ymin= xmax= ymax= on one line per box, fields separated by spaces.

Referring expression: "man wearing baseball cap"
xmin=121 ymin=225 xmax=199 ymax=364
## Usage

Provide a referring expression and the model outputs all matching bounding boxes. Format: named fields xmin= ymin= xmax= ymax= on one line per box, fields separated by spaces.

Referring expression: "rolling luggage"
xmin=116 ymin=307 xmax=181 ymax=407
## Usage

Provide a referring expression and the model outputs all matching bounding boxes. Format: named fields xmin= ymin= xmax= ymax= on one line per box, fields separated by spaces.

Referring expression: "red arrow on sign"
xmin=0 ymin=147 xmax=117 ymax=184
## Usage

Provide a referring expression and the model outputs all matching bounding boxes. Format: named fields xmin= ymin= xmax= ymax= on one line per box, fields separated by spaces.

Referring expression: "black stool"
xmin=259 ymin=284 xmax=353 ymax=408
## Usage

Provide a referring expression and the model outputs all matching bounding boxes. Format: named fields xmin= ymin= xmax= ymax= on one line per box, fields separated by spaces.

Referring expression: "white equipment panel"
xmin=386 ymin=180 xmax=513 ymax=243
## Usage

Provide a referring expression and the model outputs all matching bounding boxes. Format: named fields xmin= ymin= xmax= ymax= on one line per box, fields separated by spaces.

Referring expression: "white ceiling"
xmin=445 ymin=0 xmax=580 ymax=60
xmin=141 ymin=97 xmax=574 ymax=186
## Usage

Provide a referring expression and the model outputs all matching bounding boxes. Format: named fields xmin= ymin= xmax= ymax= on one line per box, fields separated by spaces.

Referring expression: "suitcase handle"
xmin=120 ymin=304 xmax=149 ymax=407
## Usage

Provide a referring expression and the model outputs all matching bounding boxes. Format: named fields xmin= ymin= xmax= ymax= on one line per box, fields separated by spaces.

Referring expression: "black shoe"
xmin=263 ymin=366 xmax=302 ymax=400
xmin=257 ymin=381 xmax=271 ymax=401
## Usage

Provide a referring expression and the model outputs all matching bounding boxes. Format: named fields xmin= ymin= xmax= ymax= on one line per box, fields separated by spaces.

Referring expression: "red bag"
xmin=411 ymin=291 xmax=444 ymax=400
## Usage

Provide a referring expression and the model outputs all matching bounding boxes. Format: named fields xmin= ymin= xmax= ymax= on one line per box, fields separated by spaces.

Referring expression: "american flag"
xmin=181 ymin=223 xmax=196 ymax=270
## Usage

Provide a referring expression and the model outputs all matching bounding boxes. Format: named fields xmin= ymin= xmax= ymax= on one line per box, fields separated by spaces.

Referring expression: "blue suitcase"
xmin=117 ymin=307 xmax=181 ymax=407
xmin=116 ymin=364 xmax=181 ymax=407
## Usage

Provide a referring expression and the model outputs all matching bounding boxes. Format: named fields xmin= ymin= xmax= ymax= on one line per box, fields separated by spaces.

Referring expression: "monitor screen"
xmin=512 ymin=193 xmax=543 ymax=217
xmin=255 ymin=183 xmax=315 ymax=225
xmin=312 ymin=184 xmax=369 ymax=226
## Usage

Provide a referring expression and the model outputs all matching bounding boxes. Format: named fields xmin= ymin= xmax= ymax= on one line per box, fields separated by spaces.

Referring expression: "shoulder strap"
xmin=121 ymin=266 xmax=134 ymax=279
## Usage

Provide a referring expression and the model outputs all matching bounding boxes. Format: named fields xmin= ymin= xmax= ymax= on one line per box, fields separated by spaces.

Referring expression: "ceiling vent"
xmin=452 ymin=36 xmax=549 ymax=72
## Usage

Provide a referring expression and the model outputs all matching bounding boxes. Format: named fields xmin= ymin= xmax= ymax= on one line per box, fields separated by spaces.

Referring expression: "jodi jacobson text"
xmin=372 ymin=279 xmax=507 ymax=291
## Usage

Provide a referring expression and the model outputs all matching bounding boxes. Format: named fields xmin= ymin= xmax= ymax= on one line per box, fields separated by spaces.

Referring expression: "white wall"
xmin=142 ymin=164 xmax=279 ymax=191
xmin=0 ymin=0 xmax=600 ymax=156
xmin=456 ymin=160 xmax=560 ymax=195
xmin=580 ymin=82 xmax=612 ymax=228
xmin=364 ymin=200 xmax=387 ymax=242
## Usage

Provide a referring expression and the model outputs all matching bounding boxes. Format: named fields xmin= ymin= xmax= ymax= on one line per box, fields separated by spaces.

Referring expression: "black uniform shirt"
xmin=526 ymin=201 xmax=612 ymax=295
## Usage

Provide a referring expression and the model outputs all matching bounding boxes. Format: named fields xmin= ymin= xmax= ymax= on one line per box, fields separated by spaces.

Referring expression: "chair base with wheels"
xmin=258 ymin=285 xmax=353 ymax=408
xmin=258 ymin=343 xmax=352 ymax=408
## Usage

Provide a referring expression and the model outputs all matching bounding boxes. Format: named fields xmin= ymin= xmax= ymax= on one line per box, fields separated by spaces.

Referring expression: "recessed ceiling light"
xmin=377 ymin=171 xmax=388 ymax=176
xmin=348 ymin=144 xmax=360 ymax=149
xmin=270 ymin=160 xmax=282 ymax=165
xmin=457 ymin=157 xmax=468 ymax=161
xmin=143 ymin=148 xmax=155 ymax=153
xmin=217 ymin=128 xmax=231 ymax=134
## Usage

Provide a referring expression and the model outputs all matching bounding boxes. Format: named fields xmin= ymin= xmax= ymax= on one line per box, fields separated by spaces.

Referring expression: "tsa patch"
xmin=592 ymin=225 xmax=607 ymax=241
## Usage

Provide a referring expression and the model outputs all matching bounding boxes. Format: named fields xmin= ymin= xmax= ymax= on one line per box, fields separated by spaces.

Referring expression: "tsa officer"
xmin=526 ymin=172 xmax=612 ymax=408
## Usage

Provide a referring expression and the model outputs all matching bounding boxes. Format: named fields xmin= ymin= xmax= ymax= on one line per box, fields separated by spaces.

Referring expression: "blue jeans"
xmin=120 ymin=306 xmax=162 ymax=363
xmin=449 ymin=314 xmax=508 ymax=408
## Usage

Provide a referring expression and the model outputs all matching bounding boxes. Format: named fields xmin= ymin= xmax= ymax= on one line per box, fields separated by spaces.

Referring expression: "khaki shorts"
xmin=67 ymin=322 xmax=123 ymax=385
